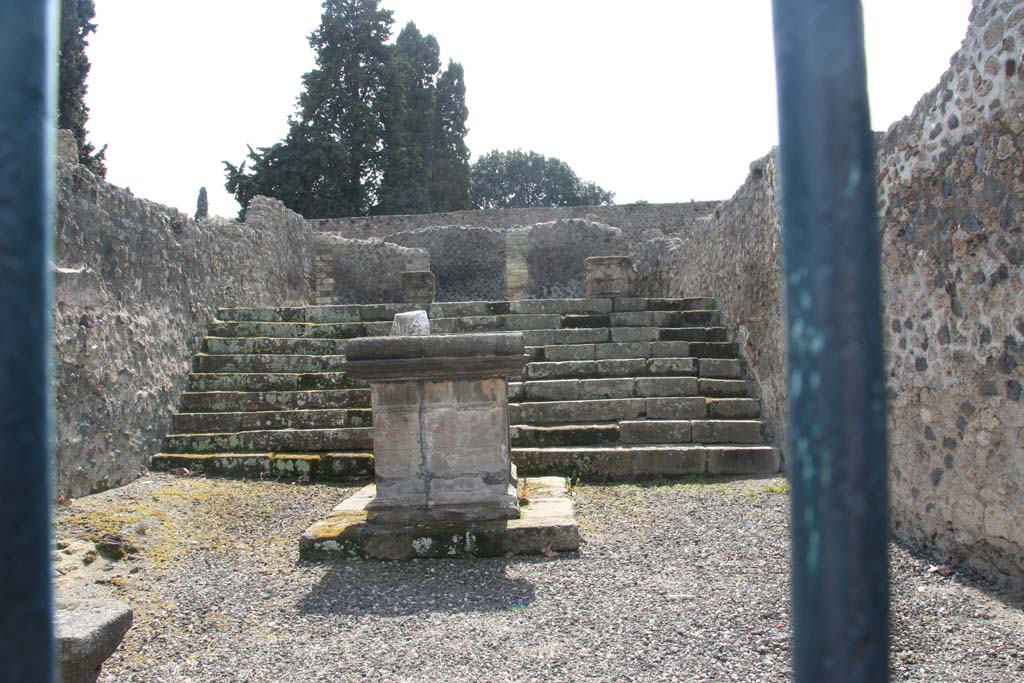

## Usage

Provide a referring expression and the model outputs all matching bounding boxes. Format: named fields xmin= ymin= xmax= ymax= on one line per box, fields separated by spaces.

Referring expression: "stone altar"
xmin=299 ymin=316 xmax=580 ymax=560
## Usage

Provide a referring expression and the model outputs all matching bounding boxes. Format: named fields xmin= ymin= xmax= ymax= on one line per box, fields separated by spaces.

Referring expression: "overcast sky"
xmin=84 ymin=1 xmax=974 ymax=219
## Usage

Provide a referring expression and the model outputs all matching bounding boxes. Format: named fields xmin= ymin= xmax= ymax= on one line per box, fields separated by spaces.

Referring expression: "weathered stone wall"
xmin=526 ymin=219 xmax=628 ymax=299
xmin=384 ymin=226 xmax=506 ymax=301
xmin=635 ymin=155 xmax=786 ymax=456
xmin=314 ymin=234 xmax=429 ymax=304
xmin=54 ymin=161 xmax=314 ymax=497
xmin=311 ymin=201 xmax=719 ymax=242
xmin=876 ymin=0 xmax=1024 ymax=585
xmin=636 ymin=0 xmax=1024 ymax=586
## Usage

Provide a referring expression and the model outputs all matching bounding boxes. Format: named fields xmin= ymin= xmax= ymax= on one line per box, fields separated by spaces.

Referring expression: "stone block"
xmin=646 ymin=397 xmax=706 ymax=419
xmin=580 ymin=378 xmax=636 ymax=399
xmin=523 ymin=379 xmax=581 ymax=401
xmin=544 ymin=344 xmax=596 ymax=361
xmin=508 ymin=381 xmax=525 ymax=401
xmin=699 ymin=358 xmax=742 ymax=378
xmin=612 ymin=297 xmax=645 ymax=312
xmin=555 ymin=328 xmax=610 ymax=344
xmin=633 ymin=447 xmax=708 ymax=476
xmin=688 ymin=342 xmax=739 ymax=359
xmin=635 ymin=376 xmax=699 ymax=397
xmin=521 ymin=329 xmax=558 ymax=346
xmin=510 ymin=298 xmax=612 ymax=315
xmin=526 ymin=361 xmax=596 ymax=380
xmin=519 ymin=398 xmax=645 ymax=424
xmin=619 ymin=420 xmax=692 ymax=444
xmin=647 ymin=357 xmax=698 ymax=376
xmin=401 ymin=271 xmax=435 ymax=304
xmin=584 ymin=256 xmax=637 ymax=297
xmin=56 ymin=599 xmax=133 ymax=683
xmin=611 ymin=327 xmax=660 ymax=342
xmin=691 ymin=420 xmax=763 ymax=443
xmin=610 ymin=311 xmax=654 ymax=327
xmin=706 ymin=398 xmax=760 ymax=419
xmin=706 ymin=447 xmax=780 ymax=475
xmin=595 ymin=342 xmax=651 ymax=360
xmin=650 ymin=341 xmax=691 ymax=357
xmin=505 ymin=313 xmax=561 ymax=330
xmin=561 ymin=313 xmax=611 ymax=329
xmin=698 ymin=379 xmax=750 ymax=397
xmin=429 ymin=301 xmax=491 ymax=318
xmin=595 ymin=358 xmax=646 ymax=377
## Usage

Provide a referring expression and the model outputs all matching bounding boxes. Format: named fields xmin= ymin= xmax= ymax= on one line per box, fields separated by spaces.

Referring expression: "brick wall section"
xmin=384 ymin=226 xmax=507 ymax=301
xmin=54 ymin=172 xmax=314 ymax=497
xmin=636 ymin=0 xmax=1024 ymax=587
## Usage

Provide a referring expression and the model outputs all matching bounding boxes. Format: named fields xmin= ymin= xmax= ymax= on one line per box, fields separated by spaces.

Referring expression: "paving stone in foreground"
xmin=300 ymin=476 xmax=580 ymax=561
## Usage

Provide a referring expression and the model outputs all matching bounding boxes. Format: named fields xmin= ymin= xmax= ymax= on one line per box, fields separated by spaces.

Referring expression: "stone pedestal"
xmin=402 ymin=270 xmax=435 ymax=304
xmin=344 ymin=334 xmax=525 ymax=525
xmin=584 ymin=256 xmax=636 ymax=297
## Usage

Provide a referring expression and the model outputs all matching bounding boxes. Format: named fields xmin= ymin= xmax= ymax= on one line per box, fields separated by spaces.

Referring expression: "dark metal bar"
xmin=0 ymin=1 xmax=58 ymax=681
xmin=770 ymin=1 xmax=890 ymax=681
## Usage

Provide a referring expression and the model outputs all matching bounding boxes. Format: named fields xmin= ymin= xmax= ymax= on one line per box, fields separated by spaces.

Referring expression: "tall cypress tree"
xmin=225 ymin=0 xmax=393 ymax=218
xmin=224 ymin=1 xmax=472 ymax=218
xmin=58 ymin=0 xmax=106 ymax=176
xmin=429 ymin=61 xmax=472 ymax=212
xmin=378 ymin=22 xmax=440 ymax=215
xmin=194 ymin=187 xmax=209 ymax=220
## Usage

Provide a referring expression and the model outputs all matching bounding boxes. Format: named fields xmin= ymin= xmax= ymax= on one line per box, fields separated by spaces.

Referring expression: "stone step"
xmin=527 ymin=339 xmax=722 ymax=362
xmin=511 ymin=376 xmax=707 ymax=402
xmin=187 ymin=372 xmax=361 ymax=392
xmin=180 ymin=389 xmax=371 ymax=412
xmin=513 ymin=398 xmax=646 ymax=424
xmin=431 ymin=316 xmax=723 ymax=337
xmin=698 ymin=378 xmax=750 ymax=398
xmin=523 ymin=357 xmax=736 ymax=382
xmin=203 ymin=336 xmax=350 ymax=355
xmin=707 ymin=398 xmax=761 ymax=419
xmin=164 ymin=427 xmax=373 ymax=454
xmin=513 ymin=445 xmax=780 ymax=478
xmin=151 ymin=452 xmax=374 ymax=481
xmin=698 ymin=359 xmax=742 ymax=379
xmin=172 ymin=408 xmax=372 ymax=434
xmin=216 ymin=303 xmax=418 ymax=323
xmin=193 ymin=354 xmax=348 ymax=374
xmin=208 ymin=321 xmax=369 ymax=339
xmin=619 ymin=420 xmax=763 ymax=444
xmin=216 ymin=298 xmax=717 ymax=324
xmin=510 ymin=423 xmax=620 ymax=448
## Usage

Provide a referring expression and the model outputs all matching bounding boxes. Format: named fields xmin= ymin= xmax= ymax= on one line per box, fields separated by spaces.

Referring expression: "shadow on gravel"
xmin=295 ymin=554 xmax=579 ymax=616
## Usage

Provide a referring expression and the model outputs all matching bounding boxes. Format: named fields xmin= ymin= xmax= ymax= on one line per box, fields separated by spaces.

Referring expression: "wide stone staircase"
xmin=153 ymin=297 xmax=780 ymax=480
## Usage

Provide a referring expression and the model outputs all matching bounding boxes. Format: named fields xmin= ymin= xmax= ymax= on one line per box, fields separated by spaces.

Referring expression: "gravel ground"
xmin=54 ymin=472 xmax=1023 ymax=683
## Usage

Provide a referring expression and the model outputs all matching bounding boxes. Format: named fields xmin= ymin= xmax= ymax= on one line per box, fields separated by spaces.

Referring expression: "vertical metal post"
xmin=771 ymin=2 xmax=890 ymax=681
xmin=0 ymin=1 xmax=58 ymax=682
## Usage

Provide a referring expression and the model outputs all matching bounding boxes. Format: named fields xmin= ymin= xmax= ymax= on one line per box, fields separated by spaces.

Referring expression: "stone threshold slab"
xmin=299 ymin=477 xmax=580 ymax=561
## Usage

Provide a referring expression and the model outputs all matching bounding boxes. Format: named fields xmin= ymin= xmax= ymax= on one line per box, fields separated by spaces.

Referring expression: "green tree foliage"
xmin=225 ymin=0 xmax=393 ymax=218
xmin=429 ymin=61 xmax=472 ymax=212
xmin=224 ymin=3 xmax=471 ymax=218
xmin=58 ymin=0 xmax=106 ymax=176
xmin=470 ymin=150 xmax=614 ymax=209
xmin=378 ymin=23 xmax=441 ymax=215
xmin=195 ymin=187 xmax=209 ymax=220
